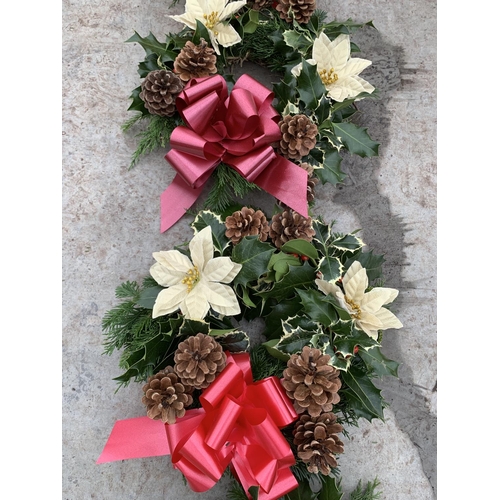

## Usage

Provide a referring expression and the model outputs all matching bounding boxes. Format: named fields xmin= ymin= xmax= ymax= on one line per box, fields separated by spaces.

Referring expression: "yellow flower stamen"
xmin=319 ymin=68 xmax=339 ymax=86
xmin=344 ymin=296 xmax=362 ymax=320
xmin=203 ymin=11 xmax=220 ymax=31
xmin=182 ymin=266 xmax=200 ymax=292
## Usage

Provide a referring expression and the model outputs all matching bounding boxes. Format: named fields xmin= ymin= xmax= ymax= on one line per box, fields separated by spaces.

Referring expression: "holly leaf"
xmin=315 ymin=149 xmax=345 ymax=185
xmin=332 ymin=122 xmax=379 ymax=157
xmin=296 ymin=59 xmax=327 ymax=110
xmin=341 ymin=366 xmax=385 ymax=421
xmin=318 ymin=255 xmax=343 ymax=282
xmin=331 ymin=233 xmax=364 ymax=252
xmin=126 ymin=31 xmax=169 ymax=56
xmin=179 ymin=319 xmax=210 ymax=336
xmin=281 ymin=239 xmax=319 ymax=260
xmin=344 ymin=250 xmax=385 ymax=282
xmin=297 ymin=289 xmax=338 ymax=326
xmin=232 ymin=236 xmax=276 ymax=287
xmin=275 ymin=321 xmax=322 ymax=355
xmin=273 ymin=80 xmax=298 ymax=114
xmin=191 ymin=210 xmax=230 ymax=255
xmin=315 ymin=95 xmax=332 ymax=124
xmin=318 ymin=476 xmax=344 ymax=500
xmin=211 ymin=329 xmax=250 ymax=353
xmin=128 ymin=86 xmax=148 ymax=114
xmin=358 ymin=346 xmax=399 ymax=378
xmin=192 ymin=20 xmax=212 ymax=45
xmin=262 ymin=296 xmax=303 ymax=339
xmin=268 ymin=252 xmax=301 ymax=281
xmin=283 ymin=29 xmax=312 ymax=55
xmin=257 ymin=263 xmax=316 ymax=302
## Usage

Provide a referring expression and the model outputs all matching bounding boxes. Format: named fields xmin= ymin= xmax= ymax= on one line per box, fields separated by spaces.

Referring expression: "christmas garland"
xmin=99 ymin=1 xmax=403 ymax=499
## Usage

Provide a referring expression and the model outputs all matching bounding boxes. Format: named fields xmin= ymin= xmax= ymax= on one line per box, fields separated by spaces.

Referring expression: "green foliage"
xmin=349 ymin=478 xmax=382 ymax=500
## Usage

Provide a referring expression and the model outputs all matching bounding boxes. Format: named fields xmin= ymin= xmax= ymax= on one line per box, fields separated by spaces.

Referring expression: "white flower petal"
xmin=181 ymin=287 xmax=210 ymax=320
xmin=190 ymin=226 xmax=214 ymax=270
xmin=340 ymin=57 xmax=372 ymax=78
xmin=220 ymin=0 xmax=246 ymax=19
xmin=152 ymin=285 xmax=189 ymax=318
xmin=315 ymin=279 xmax=341 ymax=297
xmin=343 ymin=262 xmax=367 ymax=304
xmin=213 ymin=22 xmax=241 ymax=48
xmin=169 ymin=13 xmax=197 ymax=30
xmin=150 ymin=262 xmax=185 ymax=287
xmin=334 ymin=76 xmax=372 ymax=100
xmin=152 ymin=250 xmax=193 ymax=274
xmin=360 ymin=287 xmax=399 ymax=313
xmin=357 ymin=310 xmax=383 ymax=331
xmin=328 ymin=34 xmax=350 ymax=72
xmin=312 ymin=33 xmax=333 ymax=72
xmin=203 ymin=257 xmax=241 ymax=283
xmin=374 ymin=307 xmax=403 ymax=330
xmin=204 ymin=282 xmax=241 ymax=316
xmin=350 ymin=75 xmax=375 ymax=96
xmin=185 ymin=0 xmax=207 ymax=19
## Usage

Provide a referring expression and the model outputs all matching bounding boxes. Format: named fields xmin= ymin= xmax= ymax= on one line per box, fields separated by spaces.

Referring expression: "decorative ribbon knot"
xmin=161 ymin=74 xmax=309 ymax=232
xmin=97 ymin=353 xmax=299 ymax=500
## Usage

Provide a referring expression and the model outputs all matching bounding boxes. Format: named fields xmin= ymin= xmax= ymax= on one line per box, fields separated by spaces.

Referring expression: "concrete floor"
xmin=62 ymin=0 xmax=437 ymax=498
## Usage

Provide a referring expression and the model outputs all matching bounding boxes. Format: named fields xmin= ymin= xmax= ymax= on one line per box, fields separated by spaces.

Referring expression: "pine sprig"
xmin=349 ymin=478 xmax=382 ymax=500
xmin=250 ymin=344 xmax=287 ymax=381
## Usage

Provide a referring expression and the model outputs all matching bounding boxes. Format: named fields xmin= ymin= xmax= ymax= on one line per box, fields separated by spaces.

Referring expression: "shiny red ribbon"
xmin=161 ymin=74 xmax=309 ymax=232
xmin=98 ymin=353 xmax=299 ymax=500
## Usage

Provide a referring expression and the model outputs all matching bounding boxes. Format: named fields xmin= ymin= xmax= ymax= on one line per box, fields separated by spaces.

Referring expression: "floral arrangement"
xmin=99 ymin=1 xmax=403 ymax=499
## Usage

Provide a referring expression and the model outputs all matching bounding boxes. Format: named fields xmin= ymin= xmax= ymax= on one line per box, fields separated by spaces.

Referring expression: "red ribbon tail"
xmin=254 ymin=155 xmax=309 ymax=217
xmin=160 ymin=174 xmax=204 ymax=232
xmin=96 ymin=417 xmax=170 ymax=464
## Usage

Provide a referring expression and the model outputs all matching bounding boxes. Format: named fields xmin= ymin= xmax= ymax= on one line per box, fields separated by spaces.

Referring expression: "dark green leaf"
xmin=262 ymin=296 xmax=303 ymax=339
xmin=126 ymin=31 xmax=169 ymax=56
xmin=257 ymin=263 xmax=316 ymax=302
xmin=283 ymin=30 xmax=313 ymax=55
xmin=318 ymin=476 xmax=344 ymax=500
xmin=211 ymin=329 xmax=250 ymax=353
xmin=296 ymin=60 xmax=327 ymax=110
xmin=358 ymin=346 xmax=399 ymax=378
xmin=248 ymin=486 xmax=260 ymax=500
xmin=344 ymin=251 xmax=385 ymax=282
xmin=138 ymin=53 xmax=163 ymax=77
xmin=192 ymin=20 xmax=212 ymax=45
xmin=318 ymin=255 xmax=342 ymax=282
xmin=297 ymin=289 xmax=338 ymax=326
xmin=332 ymin=122 xmax=379 ymax=158
xmin=179 ymin=319 xmax=210 ymax=336
xmin=331 ymin=233 xmax=364 ymax=252
xmin=268 ymin=252 xmax=302 ymax=281
xmin=315 ymin=95 xmax=332 ymax=124
xmin=284 ymin=479 xmax=320 ymax=500
xmin=128 ymin=86 xmax=148 ymax=114
xmin=315 ymin=149 xmax=345 ymax=185
xmin=137 ymin=285 xmax=163 ymax=309
xmin=232 ymin=237 xmax=276 ymax=287
xmin=281 ymin=239 xmax=319 ymax=260
xmin=273 ymin=80 xmax=298 ymax=114
xmin=262 ymin=338 xmax=291 ymax=361
xmin=191 ymin=210 xmax=230 ymax=255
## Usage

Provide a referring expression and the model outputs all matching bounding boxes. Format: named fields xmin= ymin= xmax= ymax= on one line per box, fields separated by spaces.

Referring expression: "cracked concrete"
xmin=62 ymin=0 xmax=437 ymax=498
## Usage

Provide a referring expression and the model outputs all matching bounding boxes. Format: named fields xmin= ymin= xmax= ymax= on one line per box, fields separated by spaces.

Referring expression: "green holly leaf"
xmin=128 ymin=86 xmax=148 ymax=114
xmin=358 ymin=346 xmax=400 ymax=378
xmin=232 ymin=236 xmax=276 ymax=287
xmin=297 ymin=289 xmax=338 ymax=326
xmin=332 ymin=122 xmax=379 ymax=157
xmin=344 ymin=250 xmax=385 ymax=282
xmin=275 ymin=320 xmax=322 ymax=355
xmin=179 ymin=319 xmax=210 ymax=336
xmin=262 ymin=338 xmax=291 ymax=361
xmin=191 ymin=210 xmax=230 ymax=255
xmin=273 ymin=80 xmax=298 ymax=114
xmin=318 ymin=476 xmax=344 ymax=500
xmin=284 ymin=480 xmax=320 ymax=500
xmin=281 ymin=239 xmax=319 ymax=260
xmin=315 ymin=149 xmax=345 ymax=185
xmin=318 ymin=255 xmax=343 ymax=282
xmin=268 ymin=252 xmax=301 ymax=281
xmin=126 ymin=31 xmax=169 ymax=56
xmin=331 ymin=233 xmax=364 ymax=252
xmin=211 ymin=329 xmax=250 ymax=353
xmin=310 ymin=333 xmax=349 ymax=370
xmin=283 ymin=29 xmax=313 ymax=55
xmin=192 ymin=20 xmax=212 ymax=45
xmin=341 ymin=366 xmax=385 ymax=421
xmin=296 ymin=59 xmax=327 ymax=110
xmin=262 ymin=296 xmax=303 ymax=339
xmin=315 ymin=95 xmax=332 ymax=124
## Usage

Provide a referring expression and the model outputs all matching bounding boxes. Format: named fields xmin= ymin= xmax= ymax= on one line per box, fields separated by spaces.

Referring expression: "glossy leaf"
xmin=232 ymin=236 xmax=276 ymax=287
xmin=179 ymin=318 xmax=210 ymax=336
xmin=358 ymin=346 xmax=399 ymax=378
xmin=137 ymin=285 xmax=163 ymax=309
xmin=318 ymin=255 xmax=343 ymax=282
xmin=315 ymin=149 xmax=345 ymax=185
xmin=191 ymin=210 xmax=230 ymax=255
xmin=281 ymin=239 xmax=319 ymax=260
xmin=297 ymin=288 xmax=338 ymax=326
xmin=332 ymin=122 xmax=379 ymax=158
xmin=296 ymin=59 xmax=327 ymax=110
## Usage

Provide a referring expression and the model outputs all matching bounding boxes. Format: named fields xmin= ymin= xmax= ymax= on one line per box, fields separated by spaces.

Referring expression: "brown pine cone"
xmin=139 ymin=70 xmax=184 ymax=117
xmin=269 ymin=209 xmax=315 ymax=249
xmin=174 ymin=39 xmax=217 ymax=82
xmin=281 ymin=346 xmax=341 ymax=417
xmin=225 ymin=207 xmax=270 ymax=245
xmin=174 ymin=333 xmax=227 ymax=389
xmin=299 ymin=163 xmax=319 ymax=203
xmin=278 ymin=114 xmax=318 ymax=160
xmin=142 ymin=366 xmax=193 ymax=424
xmin=293 ymin=412 xmax=344 ymax=475
xmin=276 ymin=0 xmax=317 ymax=24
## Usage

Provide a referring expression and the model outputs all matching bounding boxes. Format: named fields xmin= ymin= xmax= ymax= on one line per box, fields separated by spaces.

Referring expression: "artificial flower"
xmin=150 ymin=226 xmax=242 ymax=320
xmin=292 ymin=32 xmax=375 ymax=102
xmin=316 ymin=261 xmax=402 ymax=339
xmin=169 ymin=0 xmax=247 ymax=55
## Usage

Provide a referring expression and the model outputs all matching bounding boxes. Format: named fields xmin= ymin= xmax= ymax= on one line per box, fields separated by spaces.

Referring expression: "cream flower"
xmin=150 ymin=226 xmax=242 ymax=320
xmin=169 ymin=0 xmax=247 ymax=55
xmin=292 ymin=32 xmax=375 ymax=102
xmin=316 ymin=261 xmax=402 ymax=339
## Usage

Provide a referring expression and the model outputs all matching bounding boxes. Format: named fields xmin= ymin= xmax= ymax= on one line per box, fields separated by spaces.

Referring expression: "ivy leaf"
xmin=126 ymin=31 xmax=168 ymax=56
xmin=257 ymin=263 xmax=316 ymax=302
xmin=296 ymin=59 xmax=327 ymax=110
xmin=297 ymin=289 xmax=338 ymax=326
xmin=137 ymin=285 xmax=163 ymax=309
xmin=315 ymin=149 xmax=345 ymax=185
xmin=318 ymin=255 xmax=343 ymax=282
xmin=232 ymin=236 xmax=276 ymax=287
xmin=358 ymin=346 xmax=399 ymax=378
xmin=332 ymin=122 xmax=379 ymax=158
xmin=341 ymin=366 xmax=385 ymax=421
xmin=191 ymin=210 xmax=230 ymax=255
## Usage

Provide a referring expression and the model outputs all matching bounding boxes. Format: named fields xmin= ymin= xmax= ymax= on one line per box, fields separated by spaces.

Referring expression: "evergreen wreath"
xmin=99 ymin=2 xmax=403 ymax=499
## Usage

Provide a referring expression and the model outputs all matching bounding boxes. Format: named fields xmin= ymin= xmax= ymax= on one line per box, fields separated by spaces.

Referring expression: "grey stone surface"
xmin=62 ymin=0 xmax=436 ymax=498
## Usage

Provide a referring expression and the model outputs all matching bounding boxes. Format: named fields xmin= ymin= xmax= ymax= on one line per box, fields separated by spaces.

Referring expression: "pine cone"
xmin=269 ymin=209 xmax=315 ymax=249
xmin=174 ymin=39 xmax=217 ymax=82
xmin=174 ymin=333 xmax=227 ymax=389
xmin=293 ymin=412 xmax=344 ymax=475
xmin=139 ymin=70 xmax=184 ymax=117
xmin=281 ymin=346 xmax=341 ymax=417
xmin=225 ymin=207 xmax=270 ymax=244
xmin=142 ymin=366 xmax=193 ymax=424
xmin=276 ymin=0 xmax=316 ymax=24
xmin=277 ymin=114 xmax=318 ymax=160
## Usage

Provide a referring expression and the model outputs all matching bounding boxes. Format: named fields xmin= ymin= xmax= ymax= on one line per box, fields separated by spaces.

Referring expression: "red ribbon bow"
xmin=97 ymin=353 xmax=299 ymax=500
xmin=161 ymin=74 xmax=309 ymax=232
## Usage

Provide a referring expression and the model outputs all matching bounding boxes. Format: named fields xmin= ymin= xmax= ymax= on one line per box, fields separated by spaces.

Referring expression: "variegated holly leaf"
xmin=191 ymin=210 xmax=230 ymax=255
xmin=358 ymin=346 xmax=399 ymax=378
xmin=297 ymin=288 xmax=338 ymax=326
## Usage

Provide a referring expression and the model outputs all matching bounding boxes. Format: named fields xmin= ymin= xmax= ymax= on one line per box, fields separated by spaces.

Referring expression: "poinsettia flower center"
xmin=319 ymin=68 xmax=339 ymax=85
xmin=203 ymin=12 xmax=220 ymax=32
xmin=182 ymin=265 xmax=200 ymax=292
xmin=344 ymin=296 xmax=362 ymax=319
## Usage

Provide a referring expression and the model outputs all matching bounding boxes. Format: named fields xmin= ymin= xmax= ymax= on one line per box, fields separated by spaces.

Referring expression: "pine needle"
xmin=349 ymin=478 xmax=382 ymax=500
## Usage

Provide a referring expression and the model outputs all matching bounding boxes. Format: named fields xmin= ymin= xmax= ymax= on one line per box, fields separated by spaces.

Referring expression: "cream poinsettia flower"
xmin=169 ymin=0 xmax=247 ymax=55
xmin=292 ymin=32 xmax=375 ymax=102
xmin=150 ymin=226 xmax=242 ymax=320
xmin=316 ymin=261 xmax=402 ymax=339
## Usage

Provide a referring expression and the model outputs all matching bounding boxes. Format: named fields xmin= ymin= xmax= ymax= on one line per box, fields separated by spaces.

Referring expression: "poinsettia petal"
xmin=358 ymin=310 xmax=383 ymax=331
xmin=335 ymin=75 xmax=372 ymax=100
xmin=150 ymin=262 xmax=185 ymax=287
xmin=202 ymin=281 xmax=239 ymax=307
xmin=312 ymin=33 xmax=333 ymax=72
xmin=340 ymin=57 xmax=372 ymax=78
xmin=343 ymin=262 xmax=367 ymax=304
xmin=204 ymin=257 xmax=242 ymax=283
xmin=169 ymin=12 xmax=197 ymax=30
xmin=152 ymin=250 xmax=193 ymax=274
xmin=374 ymin=307 xmax=403 ymax=330
xmin=360 ymin=287 xmax=399 ymax=313
xmin=328 ymin=33 xmax=351 ymax=72
xmin=220 ymin=0 xmax=246 ymax=19
xmin=152 ymin=285 xmax=188 ymax=318
xmin=190 ymin=226 xmax=214 ymax=270
xmin=315 ymin=279 xmax=341 ymax=297
xmin=350 ymin=75 xmax=375 ymax=96
xmin=181 ymin=287 xmax=210 ymax=320
xmin=213 ymin=22 xmax=241 ymax=48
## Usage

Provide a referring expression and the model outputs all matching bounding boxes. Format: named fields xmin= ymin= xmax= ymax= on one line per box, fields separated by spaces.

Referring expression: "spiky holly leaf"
xmin=332 ymin=122 xmax=379 ymax=158
xmin=232 ymin=236 xmax=276 ymax=287
xmin=315 ymin=149 xmax=345 ymax=185
xmin=297 ymin=288 xmax=338 ymax=326
xmin=310 ymin=333 xmax=349 ymax=371
xmin=318 ymin=255 xmax=343 ymax=282
xmin=282 ymin=29 xmax=313 ymax=55
xmin=296 ymin=59 xmax=327 ymax=110
xmin=273 ymin=80 xmax=298 ymax=114
xmin=191 ymin=210 xmax=230 ymax=255
xmin=179 ymin=319 xmax=210 ymax=336
xmin=262 ymin=296 xmax=303 ymax=339
xmin=318 ymin=476 xmax=344 ymax=500
xmin=211 ymin=329 xmax=250 ymax=353
xmin=358 ymin=346 xmax=399 ymax=378
xmin=344 ymin=250 xmax=385 ymax=282
xmin=331 ymin=233 xmax=364 ymax=252
xmin=128 ymin=86 xmax=148 ymax=114
xmin=275 ymin=320 xmax=322 ymax=355
xmin=126 ymin=31 xmax=172 ymax=57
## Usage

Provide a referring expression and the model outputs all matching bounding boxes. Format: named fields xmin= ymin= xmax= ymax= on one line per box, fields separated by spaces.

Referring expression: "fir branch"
xmin=226 ymin=477 xmax=249 ymax=500
xmin=250 ymin=344 xmax=287 ymax=381
xmin=349 ymin=478 xmax=382 ymax=500
xmin=122 ymin=112 xmax=146 ymax=132
xmin=203 ymin=163 xmax=260 ymax=213
xmin=126 ymin=114 xmax=180 ymax=169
